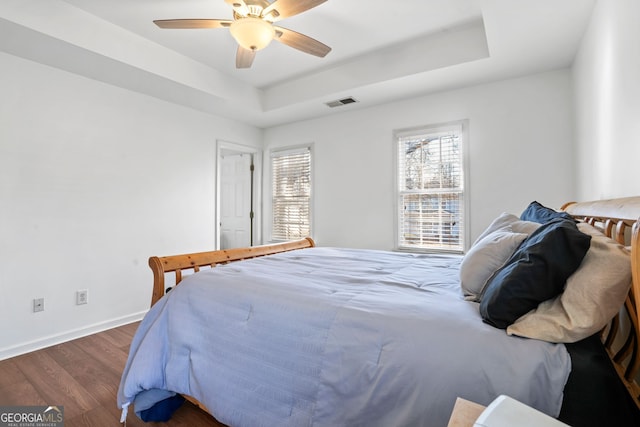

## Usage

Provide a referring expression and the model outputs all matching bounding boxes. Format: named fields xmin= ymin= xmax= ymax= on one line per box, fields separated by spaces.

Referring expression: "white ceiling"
xmin=0 ymin=0 xmax=595 ymax=128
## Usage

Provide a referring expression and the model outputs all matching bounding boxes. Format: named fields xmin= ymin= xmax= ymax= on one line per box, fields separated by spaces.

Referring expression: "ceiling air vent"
xmin=325 ymin=97 xmax=358 ymax=108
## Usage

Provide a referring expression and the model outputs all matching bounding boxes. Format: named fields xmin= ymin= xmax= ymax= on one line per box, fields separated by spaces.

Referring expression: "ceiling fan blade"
xmin=274 ymin=26 xmax=331 ymax=57
xmin=236 ymin=46 xmax=256 ymax=68
xmin=154 ymin=19 xmax=232 ymax=29
xmin=224 ymin=0 xmax=249 ymax=17
xmin=262 ymin=0 xmax=327 ymax=22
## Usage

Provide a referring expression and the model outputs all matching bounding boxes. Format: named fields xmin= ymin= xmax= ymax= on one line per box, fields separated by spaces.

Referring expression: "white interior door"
xmin=220 ymin=152 xmax=252 ymax=249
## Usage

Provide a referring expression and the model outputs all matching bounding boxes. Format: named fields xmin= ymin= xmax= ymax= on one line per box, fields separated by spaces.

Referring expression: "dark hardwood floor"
xmin=0 ymin=322 xmax=226 ymax=426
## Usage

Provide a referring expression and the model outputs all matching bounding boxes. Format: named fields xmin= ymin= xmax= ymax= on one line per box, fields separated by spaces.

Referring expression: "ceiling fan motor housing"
xmin=233 ymin=0 xmax=272 ymax=19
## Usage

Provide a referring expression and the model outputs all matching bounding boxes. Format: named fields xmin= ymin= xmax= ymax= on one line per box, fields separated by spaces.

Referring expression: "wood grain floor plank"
xmin=66 ymin=405 xmax=125 ymax=427
xmin=0 ymin=381 xmax=47 ymax=406
xmin=0 ymin=322 xmax=227 ymax=425
xmin=72 ymin=333 xmax=130 ymax=376
xmin=0 ymin=359 xmax=26 ymax=389
xmin=62 ymin=355 xmax=122 ymax=406
xmin=13 ymin=351 xmax=99 ymax=418
xmin=44 ymin=340 xmax=91 ymax=370
xmin=117 ymin=321 xmax=141 ymax=338
xmin=101 ymin=326 xmax=137 ymax=349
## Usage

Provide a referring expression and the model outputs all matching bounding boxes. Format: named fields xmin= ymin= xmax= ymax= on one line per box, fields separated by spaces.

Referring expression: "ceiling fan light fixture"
xmin=230 ymin=17 xmax=275 ymax=51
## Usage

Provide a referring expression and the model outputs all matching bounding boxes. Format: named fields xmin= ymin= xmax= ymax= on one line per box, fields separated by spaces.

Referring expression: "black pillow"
xmin=479 ymin=218 xmax=591 ymax=329
xmin=520 ymin=201 xmax=575 ymax=224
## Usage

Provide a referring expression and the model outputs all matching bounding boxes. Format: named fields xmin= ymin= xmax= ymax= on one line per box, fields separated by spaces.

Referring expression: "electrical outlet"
xmin=76 ymin=289 xmax=88 ymax=305
xmin=33 ymin=298 xmax=44 ymax=312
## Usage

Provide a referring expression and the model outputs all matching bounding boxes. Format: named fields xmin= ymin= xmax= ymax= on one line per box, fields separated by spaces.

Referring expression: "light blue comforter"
xmin=118 ymin=247 xmax=570 ymax=427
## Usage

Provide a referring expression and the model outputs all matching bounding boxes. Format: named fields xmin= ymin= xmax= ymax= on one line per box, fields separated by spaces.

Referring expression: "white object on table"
xmin=474 ymin=395 xmax=569 ymax=427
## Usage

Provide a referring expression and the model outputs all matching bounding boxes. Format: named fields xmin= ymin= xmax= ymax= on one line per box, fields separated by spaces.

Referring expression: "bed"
xmin=118 ymin=197 xmax=640 ymax=426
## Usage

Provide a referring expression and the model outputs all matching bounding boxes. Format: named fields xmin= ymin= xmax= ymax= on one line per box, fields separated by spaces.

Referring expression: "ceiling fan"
xmin=154 ymin=0 xmax=331 ymax=69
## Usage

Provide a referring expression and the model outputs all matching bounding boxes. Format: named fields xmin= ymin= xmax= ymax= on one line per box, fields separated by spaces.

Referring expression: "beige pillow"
xmin=472 ymin=212 xmax=540 ymax=247
xmin=507 ymin=222 xmax=631 ymax=343
xmin=460 ymin=229 xmax=528 ymax=301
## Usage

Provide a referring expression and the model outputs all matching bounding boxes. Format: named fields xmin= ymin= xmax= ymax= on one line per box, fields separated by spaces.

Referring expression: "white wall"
xmin=573 ymin=0 xmax=640 ymax=201
xmin=0 ymin=52 xmax=261 ymax=359
xmin=264 ymin=69 xmax=575 ymax=250
xmin=0 ymin=53 xmax=578 ymax=359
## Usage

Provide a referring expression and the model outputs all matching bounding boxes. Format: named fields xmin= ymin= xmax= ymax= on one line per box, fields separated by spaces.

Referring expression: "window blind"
xmin=397 ymin=124 xmax=465 ymax=252
xmin=271 ymin=147 xmax=311 ymax=241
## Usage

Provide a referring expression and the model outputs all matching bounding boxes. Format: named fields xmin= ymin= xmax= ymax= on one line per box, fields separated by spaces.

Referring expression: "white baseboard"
xmin=0 ymin=310 xmax=148 ymax=361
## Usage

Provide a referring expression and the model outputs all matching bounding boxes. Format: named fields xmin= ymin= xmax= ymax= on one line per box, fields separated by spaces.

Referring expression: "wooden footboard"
xmin=147 ymin=237 xmax=315 ymax=417
xmin=562 ymin=198 xmax=640 ymax=408
xmin=148 ymin=237 xmax=315 ymax=307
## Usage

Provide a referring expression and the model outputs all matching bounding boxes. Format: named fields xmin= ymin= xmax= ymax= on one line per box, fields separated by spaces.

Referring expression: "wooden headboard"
xmin=562 ymin=197 xmax=640 ymax=408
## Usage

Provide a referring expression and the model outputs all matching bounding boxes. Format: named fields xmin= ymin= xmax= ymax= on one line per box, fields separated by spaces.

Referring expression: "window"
xmin=396 ymin=122 xmax=466 ymax=252
xmin=271 ymin=146 xmax=312 ymax=241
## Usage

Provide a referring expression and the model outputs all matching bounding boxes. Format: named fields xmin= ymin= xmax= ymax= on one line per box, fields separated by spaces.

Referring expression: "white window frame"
xmin=394 ymin=121 xmax=469 ymax=253
xmin=269 ymin=145 xmax=313 ymax=242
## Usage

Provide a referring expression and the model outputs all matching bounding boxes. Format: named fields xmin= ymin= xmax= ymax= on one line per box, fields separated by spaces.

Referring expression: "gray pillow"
xmin=507 ymin=222 xmax=631 ymax=343
xmin=472 ymin=212 xmax=540 ymax=247
xmin=460 ymin=229 xmax=528 ymax=301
